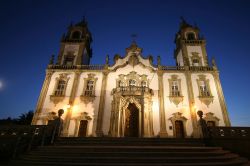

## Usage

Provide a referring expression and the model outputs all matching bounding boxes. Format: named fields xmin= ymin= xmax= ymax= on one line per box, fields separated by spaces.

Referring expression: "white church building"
xmin=32 ymin=19 xmax=231 ymax=138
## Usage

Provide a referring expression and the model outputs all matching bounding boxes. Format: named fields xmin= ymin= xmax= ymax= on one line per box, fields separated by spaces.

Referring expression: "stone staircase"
xmin=8 ymin=137 xmax=249 ymax=166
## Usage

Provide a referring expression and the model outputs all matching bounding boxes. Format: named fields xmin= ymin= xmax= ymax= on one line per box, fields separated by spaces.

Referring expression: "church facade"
xmin=31 ymin=19 xmax=231 ymax=138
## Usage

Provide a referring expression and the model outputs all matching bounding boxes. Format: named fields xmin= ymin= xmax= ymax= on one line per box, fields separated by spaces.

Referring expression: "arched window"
xmin=129 ymin=79 xmax=136 ymax=86
xmin=71 ymin=31 xmax=81 ymax=39
xmin=85 ymin=80 xmax=94 ymax=96
xmin=187 ymin=32 xmax=195 ymax=40
xmin=55 ymin=80 xmax=66 ymax=96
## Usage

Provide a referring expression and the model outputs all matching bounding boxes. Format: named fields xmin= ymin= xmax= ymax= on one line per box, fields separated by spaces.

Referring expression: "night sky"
xmin=0 ymin=0 xmax=249 ymax=126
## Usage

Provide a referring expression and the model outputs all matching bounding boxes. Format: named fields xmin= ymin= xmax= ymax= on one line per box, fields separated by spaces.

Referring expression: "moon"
xmin=0 ymin=81 xmax=3 ymax=89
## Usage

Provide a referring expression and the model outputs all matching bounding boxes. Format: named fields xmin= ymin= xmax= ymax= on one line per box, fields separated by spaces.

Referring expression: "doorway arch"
xmin=124 ymin=103 xmax=139 ymax=137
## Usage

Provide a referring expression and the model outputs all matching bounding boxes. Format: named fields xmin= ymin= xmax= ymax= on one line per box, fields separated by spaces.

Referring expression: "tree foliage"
xmin=0 ymin=110 xmax=34 ymax=125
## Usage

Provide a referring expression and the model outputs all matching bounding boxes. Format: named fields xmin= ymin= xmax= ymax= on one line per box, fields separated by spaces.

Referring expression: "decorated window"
xmin=199 ymin=80 xmax=210 ymax=97
xmin=82 ymin=73 xmax=98 ymax=98
xmin=129 ymin=79 xmax=136 ymax=86
xmin=50 ymin=73 xmax=70 ymax=105
xmin=171 ymin=81 xmax=180 ymax=96
xmin=55 ymin=80 xmax=66 ymax=96
xmin=190 ymin=52 xmax=202 ymax=66
xmin=196 ymin=75 xmax=213 ymax=106
xmin=168 ymin=75 xmax=183 ymax=106
xmin=85 ymin=80 xmax=94 ymax=96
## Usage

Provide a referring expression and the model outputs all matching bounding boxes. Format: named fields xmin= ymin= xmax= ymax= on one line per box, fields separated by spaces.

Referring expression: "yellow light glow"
xmin=72 ymin=105 xmax=79 ymax=112
xmin=152 ymin=101 xmax=159 ymax=111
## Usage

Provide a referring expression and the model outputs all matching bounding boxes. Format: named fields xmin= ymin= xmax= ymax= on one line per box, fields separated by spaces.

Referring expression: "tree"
xmin=17 ymin=110 xmax=34 ymax=125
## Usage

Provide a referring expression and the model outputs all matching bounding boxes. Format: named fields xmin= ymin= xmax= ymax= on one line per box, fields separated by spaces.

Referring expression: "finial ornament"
xmin=157 ymin=56 xmax=161 ymax=66
xmin=212 ymin=57 xmax=218 ymax=70
xmin=105 ymin=54 xmax=109 ymax=65
xmin=49 ymin=54 xmax=55 ymax=65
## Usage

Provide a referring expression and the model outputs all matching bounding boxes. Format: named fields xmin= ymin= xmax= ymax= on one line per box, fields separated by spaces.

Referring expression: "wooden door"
xmin=78 ymin=120 xmax=88 ymax=137
xmin=124 ymin=103 xmax=139 ymax=137
xmin=175 ymin=120 xmax=184 ymax=138
xmin=207 ymin=121 xmax=215 ymax=127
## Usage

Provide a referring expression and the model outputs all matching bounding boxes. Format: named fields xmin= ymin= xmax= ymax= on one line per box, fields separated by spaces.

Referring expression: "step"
xmin=28 ymin=150 xmax=230 ymax=157
xmin=19 ymin=153 xmax=240 ymax=163
xmin=10 ymin=158 xmax=248 ymax=166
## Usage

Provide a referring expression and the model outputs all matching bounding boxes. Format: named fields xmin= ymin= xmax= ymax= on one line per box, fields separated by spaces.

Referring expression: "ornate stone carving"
xmin=168 ymin=75 xmax=184 ymax=107
xmin=196 ymin=75 xmax=214 ymax=107
xmin=80 ymin=73 xmax=98 ymax=104
xmin=128 ymin=53 xmax=139 ymax=67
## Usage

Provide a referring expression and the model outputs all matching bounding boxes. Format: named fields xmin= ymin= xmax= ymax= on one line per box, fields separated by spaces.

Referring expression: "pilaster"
xmin=184 ymin=68 xmax=200 ymax=138
xmin=62 ymin=71 xmax=81 ymax=136
xmin=31 ymin=70 xmax=54 ymax=125
xmin=212 ymin=71 xmax=231 ymax=126
xmin=96 ymin=70 xmax=109 ymax=136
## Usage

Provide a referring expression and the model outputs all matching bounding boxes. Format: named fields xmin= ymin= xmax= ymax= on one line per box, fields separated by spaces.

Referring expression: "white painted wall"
xmin=191 ymin=73 xmax=225 ymax=126
xmin=162 ymin=73 xmax=193 ymax=137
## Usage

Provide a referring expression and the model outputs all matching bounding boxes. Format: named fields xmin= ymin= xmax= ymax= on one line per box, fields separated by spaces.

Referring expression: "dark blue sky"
xmin=0 ymin=0 xmax=249 ymax=126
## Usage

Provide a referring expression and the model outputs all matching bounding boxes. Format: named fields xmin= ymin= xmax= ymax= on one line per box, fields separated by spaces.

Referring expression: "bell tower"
xmin=174 ymin=18 xmax=208 ymax=67
xmin=57 ymin=18 xmax=92 ymax=66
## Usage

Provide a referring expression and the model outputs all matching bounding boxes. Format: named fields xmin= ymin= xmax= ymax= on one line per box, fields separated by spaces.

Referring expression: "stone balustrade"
xmin=112 ymin=86 xmax=154 ymax=96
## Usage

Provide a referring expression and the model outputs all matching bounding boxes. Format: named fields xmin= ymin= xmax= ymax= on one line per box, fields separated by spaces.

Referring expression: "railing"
xmin=0 ymin=124 xmax=57 ymax=161
xmin=113 ymin=86 xmax=154 ymax=95
xmin=160 ymin=66 xmax=214 ymax=71
xmin=48 ymin=65 xmax=104 ymax=70
xmin=208 ymin=126 xmax=250 ymax=138
xmin=183 ymin=40 xmax=205 ymax=44
xmin=189 ymin=66 xmax=213 ymax=71
xmin=206 ymin=126 xmax=250 ymax=159
xmin=161 ymin=66 xmax=185 ymax=70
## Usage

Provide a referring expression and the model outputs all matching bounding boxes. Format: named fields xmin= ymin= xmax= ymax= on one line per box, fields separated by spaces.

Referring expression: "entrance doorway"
xmin=78 ymin=120 xmax=88 ymax=137
xmin=207 ymin=121 xmax=215 ymax=127
xmin=124 ymin=103 xmax=139 ymax=137
xmin=175 ymin=120 xmax=184 ymax=138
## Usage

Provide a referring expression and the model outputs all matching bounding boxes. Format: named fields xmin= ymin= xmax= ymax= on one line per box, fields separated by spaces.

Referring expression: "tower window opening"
xmin=187 ymin=32 xmax=195 ymax=40
xmin=55 ymin=80 xmax=66 ymax=96
xmin=71 ymin=31 xmax=81 ymax=39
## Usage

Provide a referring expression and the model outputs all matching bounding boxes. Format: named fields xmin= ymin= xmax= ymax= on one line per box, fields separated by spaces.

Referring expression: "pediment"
xmin=109 ymin=42 xmax=156 ymax=72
